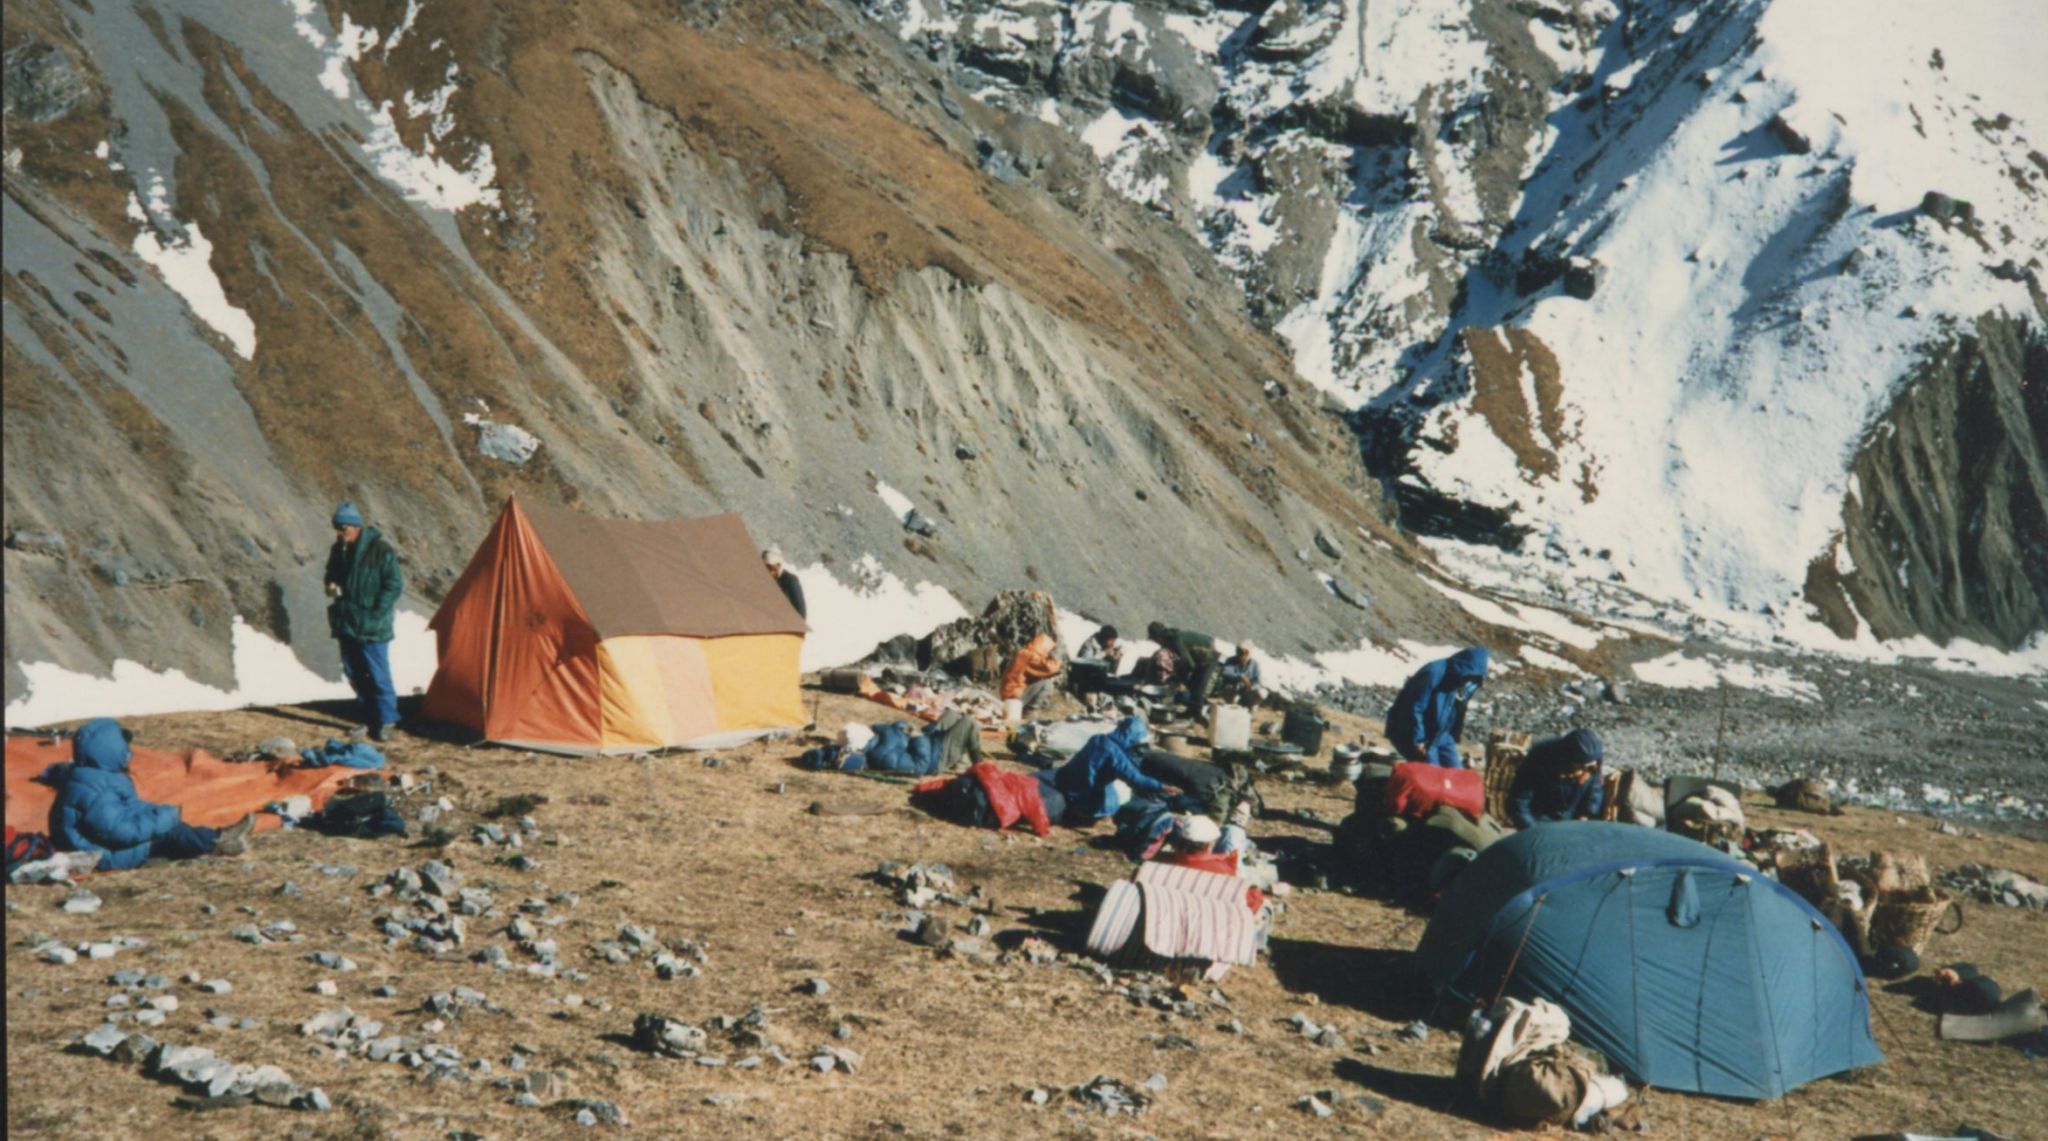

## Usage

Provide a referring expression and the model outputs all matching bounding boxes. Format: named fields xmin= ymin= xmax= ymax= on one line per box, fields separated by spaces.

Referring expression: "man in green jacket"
xmin=1147 ymin=621 xmax=1221 ymax=719
xmin=324 ymin=501 xmax=404 ymax=741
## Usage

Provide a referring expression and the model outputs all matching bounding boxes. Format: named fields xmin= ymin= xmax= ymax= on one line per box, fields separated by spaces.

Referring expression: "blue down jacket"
xmin=45 ymin=718 xmax=182 ymax=870
xmin=1053 ymin=716 xmax=1166 ymax=821
xmin=1384 ymin=647 xmax=1491 ymax=768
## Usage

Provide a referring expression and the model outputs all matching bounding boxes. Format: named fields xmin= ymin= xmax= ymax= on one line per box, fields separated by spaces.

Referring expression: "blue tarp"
xmin=1416 ymin=821 xmax=1881 ymax=1100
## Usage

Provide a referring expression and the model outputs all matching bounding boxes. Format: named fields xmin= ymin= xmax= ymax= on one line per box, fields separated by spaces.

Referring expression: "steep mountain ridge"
xmin=870 ymin=0 xmax=2048 ymax=651
xmin=2 ymin=0 xmax=1469 ymax=708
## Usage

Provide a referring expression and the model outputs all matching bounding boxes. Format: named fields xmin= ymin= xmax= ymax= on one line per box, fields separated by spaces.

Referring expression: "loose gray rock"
xmin=61 ymin=889 xmax=103 ymax=914
xmin=76 ymin=1023 xmax=128 ymax=1056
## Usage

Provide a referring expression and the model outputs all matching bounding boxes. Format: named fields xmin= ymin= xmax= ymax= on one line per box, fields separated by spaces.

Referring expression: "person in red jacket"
xmin=1000 ymin=633 xmax=1064 ymax=715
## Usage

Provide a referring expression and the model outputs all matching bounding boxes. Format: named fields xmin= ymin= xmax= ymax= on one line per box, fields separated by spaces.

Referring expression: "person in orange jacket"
xmin=1000 ymin=632 xmax=1064 ymax=715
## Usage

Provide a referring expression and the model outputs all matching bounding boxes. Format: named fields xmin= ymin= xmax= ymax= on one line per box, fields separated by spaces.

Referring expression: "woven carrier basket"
xmin=1772 ymin=842 xmax=1840 ymax=910
xmin=1482 ymin=730 xmax=1530 ymax=824
xmin=1865 ymin=886 xmax=1964 ymax=957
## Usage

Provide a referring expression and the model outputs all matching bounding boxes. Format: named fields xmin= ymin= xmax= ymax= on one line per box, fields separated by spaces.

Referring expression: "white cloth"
xmin=1478 ymin=997 xmax=1574 ymax=1091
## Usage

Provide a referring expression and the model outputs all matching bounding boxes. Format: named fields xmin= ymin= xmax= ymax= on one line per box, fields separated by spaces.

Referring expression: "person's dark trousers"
xmin=933 ymin=711 xmax=984 ymax=770
xmin=148 ymin=822 xmax=218 ymax=861
xmin=1021 ymin=677 xmax=1056 ymax=714
xmin=338 ymin=635 xmax=399 ymax=729
xmin=1184 ymin=654 xmax=1219 ymax=715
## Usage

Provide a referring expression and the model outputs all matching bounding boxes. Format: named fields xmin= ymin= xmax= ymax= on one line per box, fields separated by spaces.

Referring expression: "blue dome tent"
xmin=1416 ymin=822 xmax=1881 ymax=1100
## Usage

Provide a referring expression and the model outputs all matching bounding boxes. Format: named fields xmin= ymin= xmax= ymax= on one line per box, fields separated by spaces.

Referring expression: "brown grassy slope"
xmin=5 ymin=692 xmax=2045 ymax=1139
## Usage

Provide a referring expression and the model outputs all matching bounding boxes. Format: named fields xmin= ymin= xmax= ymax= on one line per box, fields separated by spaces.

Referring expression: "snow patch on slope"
xmin=285 ymin=0 xmax=500 ymax=211
xmin=4 ymin=613 xmax=437 ymax=728
xmin=125 ymin=176 xmax=256 ymax=359
xmin=796 ymin=556 xmax=967 ymax=672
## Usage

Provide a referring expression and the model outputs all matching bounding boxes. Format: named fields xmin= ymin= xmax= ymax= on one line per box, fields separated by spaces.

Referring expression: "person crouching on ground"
xmin=1505 ymin=728 xmax=1606 ymax=829
xmin=325 ymin=500 xmax=404 ymax=742
xmin=1147 ymin=621 xmax=1221 ymax=720
xmin=1219 ymin=643 xmax=1267 ymax=706
xmin=1001 ymin=632 xmax=1064 ymax=716
xmin=1383 ymin=646 xmax=1490 ymax=767
xmin=45 ymin=719 xmax=255 ymax=868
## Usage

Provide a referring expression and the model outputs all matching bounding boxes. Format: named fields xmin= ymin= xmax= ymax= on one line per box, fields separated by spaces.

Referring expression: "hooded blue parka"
xmin=45 ymin=718 xmax=182 ymax=870
xmin=1053 ymin=716 xmax=1166 ymax=821
xmin=1384 ymin=647 xmax=1491 ymax=768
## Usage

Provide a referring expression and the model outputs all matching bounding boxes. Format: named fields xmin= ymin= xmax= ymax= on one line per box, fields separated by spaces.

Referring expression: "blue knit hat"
xmin=332 ymin=501 xmax=364 ymax=527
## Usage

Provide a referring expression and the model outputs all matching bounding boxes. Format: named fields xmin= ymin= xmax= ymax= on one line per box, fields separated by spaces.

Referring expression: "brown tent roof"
xmin=516 ymin=499 xmax=806 ymax=639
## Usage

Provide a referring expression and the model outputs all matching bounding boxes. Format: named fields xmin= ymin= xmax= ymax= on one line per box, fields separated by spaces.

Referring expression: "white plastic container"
xmin=1003 ymin=698 xmax=1024 ymax=724
xmin=1208 ymin=704 xmax=1251 ymax=751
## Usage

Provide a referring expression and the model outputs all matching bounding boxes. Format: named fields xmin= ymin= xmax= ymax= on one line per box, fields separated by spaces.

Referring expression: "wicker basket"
xmin=1482 ymin=730 xmax=1530 ymax=825
xmin=1871 ymin=850 xmax=1932 ymax=895
xmin=1868 ymin=886 xmax=1964 ymax=956
xmin=1773 ymin=842 xmax=1840 ymax=910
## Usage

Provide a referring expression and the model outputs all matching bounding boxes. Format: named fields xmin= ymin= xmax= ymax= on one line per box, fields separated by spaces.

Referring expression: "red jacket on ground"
xmin=915 ymin=762 xmax=1052 ymax=837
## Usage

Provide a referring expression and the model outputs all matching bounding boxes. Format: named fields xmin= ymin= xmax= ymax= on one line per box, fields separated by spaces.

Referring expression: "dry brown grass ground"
xmin=6 ymin=691 xmax=2045 ymax=1140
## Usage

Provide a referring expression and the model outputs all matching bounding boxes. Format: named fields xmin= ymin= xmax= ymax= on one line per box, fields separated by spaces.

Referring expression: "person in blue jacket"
xmin=1505 ymin=728 xmax=1606 ymax=829
xmin=1384 ymin=646 xmax=1490 ymax=767
xmin=44 ymin=719 xmax=255 ymax=870
xmin=1051 ymin=716 xmax=1167 ymax=822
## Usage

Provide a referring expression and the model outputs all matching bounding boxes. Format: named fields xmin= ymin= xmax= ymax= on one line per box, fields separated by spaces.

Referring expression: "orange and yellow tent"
xmin=421 ymin=498 xmax=806 ymax=754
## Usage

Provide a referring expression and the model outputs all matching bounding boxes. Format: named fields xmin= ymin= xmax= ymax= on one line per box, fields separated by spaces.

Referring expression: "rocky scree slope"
xmin=868 ymin=0 xmax=2048 ymax=652
xmin=1 ymin=0 xmax=1492 ymax=707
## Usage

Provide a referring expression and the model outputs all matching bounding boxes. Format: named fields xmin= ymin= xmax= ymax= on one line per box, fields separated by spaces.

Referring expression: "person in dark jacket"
xmin=1052 ymin=716 xmax=1167 ymax=822
xmin=45 ymin=719 xmax=255 ymax=870
xmin=324 ymin=501 xmax=404 ymax=741
xmin=1505 ymin=728 xmax=1606 ymax=829
xmin=1383 ymin=646 xmax=1490 ymax=767
xmin=762 ymin=547 xmax=807 ymax=620
xmin=1147 ymin=622 xmax=1221 ymax=717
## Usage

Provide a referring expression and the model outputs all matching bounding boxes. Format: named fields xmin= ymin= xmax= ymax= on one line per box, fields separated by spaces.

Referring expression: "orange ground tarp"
xmin=5 ymin=736 xmax=359 ymax=838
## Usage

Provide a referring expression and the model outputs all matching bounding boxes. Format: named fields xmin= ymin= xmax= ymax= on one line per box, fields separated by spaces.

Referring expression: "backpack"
xmin=302 ymin=792 xmax=408 ymax=839
xmin=5 ymin=825 xmax=56 ymax=875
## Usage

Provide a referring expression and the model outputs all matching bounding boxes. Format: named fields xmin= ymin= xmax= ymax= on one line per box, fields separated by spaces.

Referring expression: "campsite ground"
xmin=6 ymin=688 xmax=2045 ymax=1140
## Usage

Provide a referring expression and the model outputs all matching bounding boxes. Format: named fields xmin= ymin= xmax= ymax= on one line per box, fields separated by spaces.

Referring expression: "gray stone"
xmin=112 ymin=1032 xmax=158 ymax=1064
xmin=2 ymin=42 xmax=91 ymax=124
xmin=419 ymin=860 xmax=460 ymax=898
xmin=61 ymin=889 xmax=103 ymax=914
xmin=1295 ymin=1094 xmax=1333 ymax=1117
xmin=77 ymin=1023 xmax=127 ymax=1056
xmin=199 ymin=979 xmax=232 ymax=994
xmin=797 ymin=977 xmax=830 ymax=996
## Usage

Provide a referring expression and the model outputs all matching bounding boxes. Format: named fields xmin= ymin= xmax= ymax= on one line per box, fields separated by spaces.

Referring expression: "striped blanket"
xmin=1085 ymin=862 xmax=1259 ymax=968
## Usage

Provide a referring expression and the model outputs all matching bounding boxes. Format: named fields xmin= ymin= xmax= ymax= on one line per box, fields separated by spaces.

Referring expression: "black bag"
xmin=302 ymin=792 xmax=407 ymax=839
xmin=1282 ymin=704 xmax=1327 ymax=755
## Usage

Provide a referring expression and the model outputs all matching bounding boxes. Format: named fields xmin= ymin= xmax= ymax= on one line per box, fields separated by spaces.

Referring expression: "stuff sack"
xmin=1385 ymin=762 xmax=1484 ymax=821
xmin=302 ymin=792 xmax=407 ymax=839
xmin=299 ymin=739 xmax=388 ymax=770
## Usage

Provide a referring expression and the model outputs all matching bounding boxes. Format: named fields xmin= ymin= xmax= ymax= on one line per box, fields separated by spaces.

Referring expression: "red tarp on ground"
xmin=5 ymin=736 xmax=359 ymax=838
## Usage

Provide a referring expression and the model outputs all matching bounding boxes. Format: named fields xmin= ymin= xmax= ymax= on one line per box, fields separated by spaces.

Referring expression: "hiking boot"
xmin=213 ymin=814 xmax=258 ymax=857
xmin=347 ymin=723 xmax=370 ymax=740
xmin=371 ymin=724 xmax=396 ymax=743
